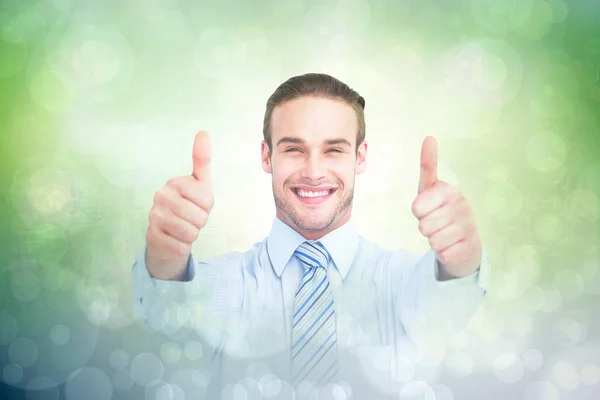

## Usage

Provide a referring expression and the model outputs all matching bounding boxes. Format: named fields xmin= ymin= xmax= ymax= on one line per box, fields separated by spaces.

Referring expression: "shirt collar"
xmin=266 ymin=216 xmax=358 ymax=280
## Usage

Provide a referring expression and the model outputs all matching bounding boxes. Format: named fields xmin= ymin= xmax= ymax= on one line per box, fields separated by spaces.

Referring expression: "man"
xmin=131 ymin=73 xmax=490 ymax=398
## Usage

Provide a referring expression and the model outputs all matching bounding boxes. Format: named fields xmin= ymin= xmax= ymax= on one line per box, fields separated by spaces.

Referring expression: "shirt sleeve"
xmin=131 ymin=244 xmax=241 ymax=348
xmin=392 ymin=246 xmax=491 ymax=346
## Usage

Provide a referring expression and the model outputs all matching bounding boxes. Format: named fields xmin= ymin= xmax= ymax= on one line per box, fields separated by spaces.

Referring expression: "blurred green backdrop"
xmin=1 ymin=0 xmax=599 ymax=399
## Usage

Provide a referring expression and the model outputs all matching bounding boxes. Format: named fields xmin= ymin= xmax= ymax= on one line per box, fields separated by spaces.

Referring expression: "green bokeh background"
xmin=1 ymin=0 xmax=599 ymax=399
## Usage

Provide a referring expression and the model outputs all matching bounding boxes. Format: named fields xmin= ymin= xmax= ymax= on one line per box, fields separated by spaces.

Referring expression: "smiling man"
xmin=131 ymin=73 xmax=490 ymax=399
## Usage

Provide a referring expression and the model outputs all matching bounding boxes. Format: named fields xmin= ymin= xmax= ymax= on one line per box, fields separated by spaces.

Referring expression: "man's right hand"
xmin=145 ymin=131 xmax=214 ymax=281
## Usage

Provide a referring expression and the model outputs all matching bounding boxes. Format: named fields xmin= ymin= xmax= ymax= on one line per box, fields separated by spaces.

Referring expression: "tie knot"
xmin=294 ymin=240 xmax=330 ymax=271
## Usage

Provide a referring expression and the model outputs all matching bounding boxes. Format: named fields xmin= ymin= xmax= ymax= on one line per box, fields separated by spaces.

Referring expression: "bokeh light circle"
xmin=28 ymin=23 xmax=135 ymax=113
xmin=221 ymin=382 xmax=247 ymax=400
xmin=532 ymin=214 xmax=562 ymax=242
xmin=8 ymin=337 xmax=39 ymax=368
xmin=336 ymin=381 xmax=352 ymax=399
xmin=65 ymin=367 xmax=112 ymax=400
xmin=318 ymin=383 xmax=347 ymax=400
xmin=49 ymin=324 xmax=71 ymax=346
xmin=398 ymin=381 xmax=435 ymax=400
xmin=75 ymin=280 xmax=112 ymax=326
xmin=553 ymin=269 xmax=584 ymax=302
xmin=0 ymin=311 xmax=18 ymax=345
xmin=243 ymin=363 xmax=271 ymax=383
xmin=10 ymin=153 xmax=87 ymax=231
xmin=523 ymin=381 xmax=560 ymax=400
xmin=526 ymin=131 xmax=566 ymax=173
xmin=168 ymin=368 xmax=210 ymax=399
xmin=109 ymin=349 xmax=130 ymax=370
xmin=553 ymin=316 xmax=587 ymax=347
xmin=161 ymin=342 xmax=182 ymax=364
xmin=131 ymin=352 xmax=164 ymax=386
xmin=294 ymin=381 xmax=318 ymax=400
xmin=40 ymin=259 xmax=75 ymax=292
xmin=2 ymin=294 xmax=100 ymax=389
xmin=26 ymin=375 xmax=59 ymax=400
xmin=538 ymin=344 xmax=600 ymax=398
xmin=444 ymin=38 xmax=523 ymax=107
xmin=541 ymin=289 xmax=562 ymax=313
xmin=192 ymin=369 xmax=211 ymax=389
xmin=483 ymin=338 xmax=518 ymax=367
xmin=580 ymin=364 xmax=600 ymax=385
xmin=3 ymin=363 xmax=23 ymax=386
xmin=493 ymin=352 xmax=524 ymax=383
xmin=431 ymin=384 xmax=454 ymax=400
xmin=485 ymin=183 xmax=524 ymax=220
xmin=145 ymin=380 xmax=185 ymax=400
xmin=552 ymin=361 xmax=580 ymax=390
xmin=445 ymin=351 xmax=473 ymax=378
xmin=11 ymin=268 xmax=42 ymax=302
xmin=259 ymin=374 xmax=280 ymax=395
xmin=183 ymin=340 xmax=203 ymax=361
xmin=234 ymin=378 xmax=262 ymax=400
xmin=263 ymin=378 xmax=294 ymax=399
xmin=25 ymin=169 xmax=76 ymax=218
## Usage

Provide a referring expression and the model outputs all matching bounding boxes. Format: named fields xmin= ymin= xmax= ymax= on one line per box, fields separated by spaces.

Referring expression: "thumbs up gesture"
xmin=411 ymin=136 xmax=482 ymax=280
xmin=145 ymin=131 xmax=215 ymax=280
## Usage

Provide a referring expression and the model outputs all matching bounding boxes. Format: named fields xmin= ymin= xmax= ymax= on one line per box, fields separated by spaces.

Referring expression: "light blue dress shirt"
xmin=131 ymin=216 xmax=490 ymax=397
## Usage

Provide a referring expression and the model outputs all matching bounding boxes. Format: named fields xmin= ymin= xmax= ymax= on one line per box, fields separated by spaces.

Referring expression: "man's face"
xmin=261 ymin=96 xmax=367 ymax=239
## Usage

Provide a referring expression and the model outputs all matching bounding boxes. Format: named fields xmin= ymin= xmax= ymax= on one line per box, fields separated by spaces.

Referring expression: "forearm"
xmin=145 ymin=246 xmax=191 ymax=281
xmin=397 ymin=249 xmax=489 ymax=345
xmin=132 ymin=246 xmax=193 ymax=329
xmin=131 ymin=245 xmax=236 ymax=349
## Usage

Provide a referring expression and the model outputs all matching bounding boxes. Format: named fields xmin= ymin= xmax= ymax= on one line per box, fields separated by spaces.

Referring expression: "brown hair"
xmin=262 ymin=73 xmax=366 ymax=153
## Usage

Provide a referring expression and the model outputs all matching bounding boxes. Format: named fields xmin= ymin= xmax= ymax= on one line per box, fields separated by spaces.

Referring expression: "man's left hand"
xmin=411 ymin=136 xmax=483 ymax=280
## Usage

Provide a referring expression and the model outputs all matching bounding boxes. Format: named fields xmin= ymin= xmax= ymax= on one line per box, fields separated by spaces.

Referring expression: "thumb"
xmin=418 ymin=136 xmax=438 ymax=194
xmin=192 ymin=130 xmax=211 ymax=181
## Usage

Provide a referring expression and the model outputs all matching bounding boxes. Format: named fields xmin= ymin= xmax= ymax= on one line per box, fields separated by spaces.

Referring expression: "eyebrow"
xmin=276 ymin=136 xmax=352 ymax=147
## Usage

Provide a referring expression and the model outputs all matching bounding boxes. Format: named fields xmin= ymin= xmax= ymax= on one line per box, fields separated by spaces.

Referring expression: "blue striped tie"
xmin=291 ymin=240 xmax=338 ymax=389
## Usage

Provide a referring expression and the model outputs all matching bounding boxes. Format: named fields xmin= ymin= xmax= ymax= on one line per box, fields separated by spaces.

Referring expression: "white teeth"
xmin=296 ymin=189 xmax=331 ymax=198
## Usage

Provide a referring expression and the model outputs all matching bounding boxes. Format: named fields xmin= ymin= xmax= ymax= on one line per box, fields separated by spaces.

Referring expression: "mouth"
xmin=290 ymin=186 xmax=337 ymax=205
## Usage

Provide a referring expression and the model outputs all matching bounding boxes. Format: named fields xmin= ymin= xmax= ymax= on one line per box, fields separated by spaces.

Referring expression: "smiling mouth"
xmin=293 ymin=188 xmax=335 ymax=198
xmin=290 ymin=187 xmax=337 ymax=205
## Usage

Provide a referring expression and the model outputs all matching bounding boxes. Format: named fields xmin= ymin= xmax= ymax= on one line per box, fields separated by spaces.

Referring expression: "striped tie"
xmin=291 ymin=240 xmax=338 ymax=389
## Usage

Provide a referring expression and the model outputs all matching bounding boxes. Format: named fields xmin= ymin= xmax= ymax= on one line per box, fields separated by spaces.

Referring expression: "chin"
xmin=292 ymin=213 xmax=335 ymax=231
xmin=274 ymin=185 xmax=350 ymax=232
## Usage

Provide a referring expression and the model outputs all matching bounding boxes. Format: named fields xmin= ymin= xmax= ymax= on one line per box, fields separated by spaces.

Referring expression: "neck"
xmin=276 ymin=208 xmax=352 ymax=240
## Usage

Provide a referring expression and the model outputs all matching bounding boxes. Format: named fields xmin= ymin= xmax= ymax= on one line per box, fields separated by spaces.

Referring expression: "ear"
xmin=261 ymin=140 xmax=272 ymax=173
xmin=355 ymin=140 xmax=367 ymax=175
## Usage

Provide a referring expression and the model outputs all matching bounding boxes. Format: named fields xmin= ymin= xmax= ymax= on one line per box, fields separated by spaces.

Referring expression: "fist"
xmin=146 ymin=131 xmax=214 ymax=264
xmin=411 ymin=136 xmax=482 ymax=279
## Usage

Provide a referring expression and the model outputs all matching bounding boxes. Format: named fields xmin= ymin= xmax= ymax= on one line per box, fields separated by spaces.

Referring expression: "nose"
xmin=300 ymin=152 xmax=326 ymax=181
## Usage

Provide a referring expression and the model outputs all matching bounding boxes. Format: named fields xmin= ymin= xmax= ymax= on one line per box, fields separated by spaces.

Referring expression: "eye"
xmin=285 ymin=148 xmax=300 ymax=152
xmin=327 ymin=148 xmax=343 ymax=153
